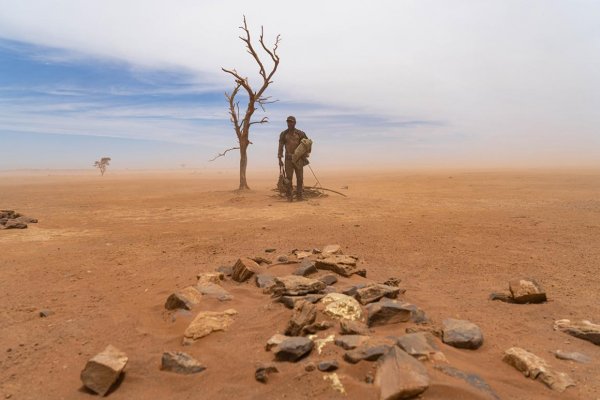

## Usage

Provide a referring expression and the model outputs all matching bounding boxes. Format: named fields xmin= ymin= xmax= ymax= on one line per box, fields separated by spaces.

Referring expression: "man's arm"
xmin=278 ymin=131 xmax=285 ymax=165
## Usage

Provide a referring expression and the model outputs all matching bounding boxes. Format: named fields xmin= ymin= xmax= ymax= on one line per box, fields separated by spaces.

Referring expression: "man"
xmin=278 ymin=116 xmax=309 ymax=201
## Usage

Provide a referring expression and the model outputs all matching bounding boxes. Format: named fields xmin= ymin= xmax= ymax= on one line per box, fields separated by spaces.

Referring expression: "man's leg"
xmin=284 ymin=157 xmax=295 ymax=200
xmin=295 ymin=164 xmax=304 ymax=200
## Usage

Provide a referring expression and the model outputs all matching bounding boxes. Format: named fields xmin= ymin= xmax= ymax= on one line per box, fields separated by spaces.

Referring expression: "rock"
xmin=442 ymin=319 xmax=483 ymax=350
xmin=266 ymin=334 xmax=287 ymax=351
xmin=341 ymin=283 xmax=368 ymax=297
xmin=304 ymin=362 xmax=316 ymax=372
xmin=382 ymin=277 xmax=401 ymax=287
xmin=216 ymin=266 xmax=233 ymax=277
xmin=434 ymin=365 xmax=500 ymax=400
xmin=251 ymin=256 xmax=272 ymax=265
xmin=39 ymin=309 xmax=54 ymax=318
xmin=503 ymin=347 xmax=575 ymax=392
xmin=15 ymin=216 xmax=38 ymax=223
xmin=366 ymin=299 xmax=412 ymax=327
xmin=270 ymin=276 xmax=326 ymax=296
xmin=196 ymin=272 xmax=224 ymax=285
xmin=488 ymin=292 xmax=514 ymax=303
xmin=344 ymin=338 xmax=396 ymax=363
xmin=273 ymin=337 xmax=314 ymax=362
xmin=277 ymin=255 xmax=289 ymax=263
xmin=355 ymin=284 xmax=401 ymax=305
xmin=285 ymin=300 xmax=317 ymax=336
xmin=161 ymin=352 xmax=205 ymax=374
xmin=293 ymin=259 xmax=318 ymax=276
xmin=321 ymin=293 xmax=363 ymax=321
xmin=553 ymin=350 xmax=591 ymax=363
xmin=278 ymin=294 xmax=324 ymax=309
xmin=315 ymin=255 xmax=360 ymax=277
xmin=318 ymin=360 xmax=339 ymax=372
xmin=554 ymin=319 xmax=600 ymax=345
xmin=405 ymin=325 xmax=443 ymax=338
xmin=255 ymin=363 xmax=278 ymax=383
xmin=196 ymin=283 xmax=232 ymax=301
xmin=3 ymin=220 xmax=27 ymax=229
xmin=376 ymin=347 xmax=430 ymax=400
xmin=323 ymin=286 xmax=338 ymax=294
xmin=295 ymin=250 xmax=312 ymax=259
xmin=80 ymin=345 xmax=128 ymax=396
xmin=165 ymin=286 xmax=202 ymax=310
xmin=265 ymin=248 xmax=276 ymax=253
xmin=255 ymin=274 xmax=276 ymax=290
xmin=322 ymin=244 xmax=342 ymax=256
xmin=334 ymin=335 xmax=370 ymax=350
xmin=182 ymin=309 xmax=237 ymax=344
xmin=509 ymin=278 xmax=547 ymax=303
xmin=339 ymin=319 xmax=370 ymax=336
xmin=231 ymin=258 xmax=262 ymax=282
xmin=301 ymin=321 xmax=334 ymax=335
xmin=0 ymin=210 xmax=16 ymax=219
xmin=396 ymin=332 xmax=446 ymax=362
xmin=318 ymin=274 xmax=338 ymax=286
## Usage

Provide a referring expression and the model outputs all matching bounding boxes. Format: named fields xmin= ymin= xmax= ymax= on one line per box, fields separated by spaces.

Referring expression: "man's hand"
xmin=278 ymin=157 xmax=284 ymax=167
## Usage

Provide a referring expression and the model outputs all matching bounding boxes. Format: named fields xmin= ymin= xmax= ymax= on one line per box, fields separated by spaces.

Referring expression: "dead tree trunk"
xmin=214 ymin=16 xmax=280 ymax=191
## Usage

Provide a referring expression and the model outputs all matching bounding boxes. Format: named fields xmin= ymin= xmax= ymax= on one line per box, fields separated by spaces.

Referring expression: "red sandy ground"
xmin=1 ymin=169 xmax=599 ymax=400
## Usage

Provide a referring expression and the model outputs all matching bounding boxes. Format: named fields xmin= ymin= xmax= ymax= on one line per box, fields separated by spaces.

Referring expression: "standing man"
xmin=278 ymin=116 xmax=309 ymax=201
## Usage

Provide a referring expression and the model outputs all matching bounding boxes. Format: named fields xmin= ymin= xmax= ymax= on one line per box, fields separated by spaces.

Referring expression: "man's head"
xmin=286 ymin=115 xmax=296 ymax=129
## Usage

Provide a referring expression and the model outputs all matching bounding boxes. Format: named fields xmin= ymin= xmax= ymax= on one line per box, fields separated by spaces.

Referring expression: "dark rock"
xmin=164 ymin=286 xmax=202 ymax=310
xmin=161 ymin=352 xmax=205 ymax=374
xmin=252 ymin=256 xmax=272 ymax=265
xmin=382 ymin=277 xmax=401 ymax=287
xmin=304 ymin=362 xmax=316 ymax=372
xmin=395 ymin=332 xmax=445 ymax=362
xmin=231 ymin=258 xmax=262 ymax=282
xmin=376 ymin=347 xmax=430 ymax=400
xmin=509 ymin=278 xmax=547 ymax=304
xmin=489 ymin=292 xmax=514 ymax=303
xmin=255 ymin=274 xmax=276 ymax=290
xmin=278 ymin=294 xmax=324 ymax=309
xmin=216 ymin=266 xmax=233 ymax=277
xmin=273 ymin=337 xmax=314 ymax=362
xmin=318 ymin=360 xmax=339 ymax=372
xmin=0 ymin=210 xmax=16 ymax=219
xmin=39 ymin=309 xmax=54 ymax=318
xmin=265 ymin=248 xmax=276 ymax=253
xmin=344 ymin=339 xmax=395 ymax=364
xmin=442 ymin=318 xmax=483 ymax=350
xmin=255 ymin=362 xmax=278 ymax=383
xmin=80 ymin=345 xmax=128 ymax=396
xmin=366 ymin=299 xmax=412 ymax=327
xmin=405 ymin=325 xmax=443 ymax=338
xmin=3 ymin=220 xmax=27 ymax=229
xmin=293 ymin=259 xmax=318 ymax=276
xmin=285 ymin=300 xmax=317 ymax=336
xmin=400 ymin=302 xmax=430 ymax=324
xmin=270 ymin=276 xmax=326 ymax=297
xmin=335 ymin=335 xmax=370 ymax=350
xmin=553 ymin=350 xmax=591 ymax=363
xmin=15 ymin=216 xmax=38 ymax=224
xmin=318 ymin=274 xmax=338 ymax=286
xmin=339 ymin=320 xmax=370 ymax=336
xmin=341 ymin=283 xmax=368 ymax=297
xmin=323 ymin=286 xmax=337 ymax=294
xmin=434 ymin=365 xmax=500 ymax=400
xmin=277 ymin=255 xmax=289 ymax=263
xmin=355 ymin=269 xmax=367 ymax=278
xmin=301 ymin=321 xmax=334 ymax=335
xmin=355 ymin=284 xmax=401 ymax=305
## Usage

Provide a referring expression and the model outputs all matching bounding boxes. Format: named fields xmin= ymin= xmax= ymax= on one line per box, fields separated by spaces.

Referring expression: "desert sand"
xmin=1 ymin=168 xmax=599 ymax=400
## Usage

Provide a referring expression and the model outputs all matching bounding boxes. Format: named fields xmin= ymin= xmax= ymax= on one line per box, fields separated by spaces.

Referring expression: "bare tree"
xmin=215 ymin=16 xmax=281 ymax=190
xmin=93 ymin=157 xmax=111 ymax=176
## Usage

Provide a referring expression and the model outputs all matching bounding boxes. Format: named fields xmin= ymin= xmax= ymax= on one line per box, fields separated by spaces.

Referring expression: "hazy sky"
xmin=1 ymin=0 xmax=599 ymax=170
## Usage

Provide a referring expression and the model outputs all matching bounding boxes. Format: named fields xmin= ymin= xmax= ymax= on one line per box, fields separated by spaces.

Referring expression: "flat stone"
xmin=39 ymin=309 xmax=54 ymax=318
xmin=339 ymin=319 xmax=370 ymax=335
xmin=553 ymin=350 xmax=591 ymax=363
xmin=196 ymin=283 xmax=232 ymax=301
xmin=165 ymin=286 xmax=202 ymax=310
xmin=366 ymin=299 xmax=412 ymax=327
xmin=405 ymin=325 xmax=443 ymax=338
xmin=489 ymin=292 xmax=514 ymax=303
xmin=318 ymin=360 xmax=339 ymax=372
xmin=295 ymin=250 xmax=313 ymax=259
xmin=196 ymin=272 xmax=224 ymax=285
xmin=318 ymin=274 xmax=338 ymax=286
xmin=335 ymin=335 xmax=370 ymax=350
xmin=252 ymin=256 xmax=272 ymax=265
xmin=382 ymin=277 xmax=401 ymax=287
xmin=285 ymin=300 xmax=317 ymax=336
xmin=315 ymin=255 xmax=360 ymax=277
xmin=301 ymin=321 xmax=334 ymax=335
xmin=376 ymin=347 xmax=430 ymax=400
xmin=255 ymin=273 xmax=276 ymax=290
xmin=278 ymin=294 xmax=324 ymax=309
xmin=344 ymin=338 xmax=396 ymax=364
xmin=396 ymin=332 xmax=446 ymax=362
xmin=15 ymin=216 xmax=38 ymax=224
xmin=266 ymin=334 xmax=287 ymax=351
xmin=270 ymin=276 xmax=326 ymax=296
xmin=231 ymin=258 xmax=262 ymax=282
xmin=182 ymin=309 xmax=237 ymax=344
xmin=355 ymin=284 xmax=401 ymax=305
xmin=341 ymin=283 xmax=368 ymax=297
xmin=322 ymin=244 xmax=343 ymax=256
xmin=434 ymin=365 xmax=500 ymax=400
xmin=509 ymin=278 xmax=547 ymax=303
xmin=3 ymin=220 xmax=27 ymax=229
xmin=255 ymin=362 xmax=279 ymax=383
xmin=80 ymin=345 xmax=128 ymax=396
xmin=503 ymin=347 xmax=575 ymax=392
xmin=321 ymin=293 xmax=363 ymax=321
xmin=293 ymin=259 xmax=318 ymax=276
xmin=273 ymin=337 xmax=314 ymax=362
xmin=161 ymin=352 xmax=205 ymax=374
xmin=442 ymin=318 xmax=483 ymax=350
xmin=554 ymin=319 xmax=600 ymax=345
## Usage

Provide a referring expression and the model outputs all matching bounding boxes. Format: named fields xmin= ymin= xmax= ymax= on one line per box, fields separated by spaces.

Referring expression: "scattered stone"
xmin=382 ymin=277 xmax=401 ymax=287
xmin=400 ymin=303 xmax=429 ymax=324
xmin=266 ymin=334 xmax=287 ymax=351
xmin=39 ymin=309 xmax=54 ymax=318
xmin=355 ymin=284 xmax=401 ymax=305
xmin=553 ymin=350 xmax=591 ymax=363
xmin=488 ymin=292 xmax=514 ymax=303
xmin=396 ymin=332 xmax=446 ymax=362
xmin=278 ymin=294 xmax=324 ymax=309
xmin=366 ymin=299 xmax=412 ymax=327
xmin=182 ymin=309 xmax=237 ymax=344
xmin=255 ymin=362 xmax=279 ymax=383
xmin=301 ymin=321 xmax=334 ymax=335
xmin=161 ymin=352 xmax=205 ymax=374
xmin=312 ymin=248 xmax=322 ymax=254
xmin=270 ymin=276 xmax=326 ymax=297
xmin=321 ymin=293 xmax=363 ymax=321
xmin=318 ymin=360 xmax=339 ymax=372
xmin=442 ymin=318 xmax=483 ymax=350
xmin=323 ymin=372 xmax=346 ymax=395
xmin=277 ymin=255 xmax=289 ymax=263
xmin=293 ymin=259 xmax=318 ymax=276
xmin=295 ymin=250 xmax=312 ymax=259
xmin=339 ymin=319 xmax=370 ymax=336
xmin=434 ymin=365 xmax=500 ymax=400
xmin=80 ymin=345 xmax=128 ymax=396
xmin=273 ymin=337 xmax=314 ymax=362
xmin=165 ymin=286 xmax=202 ymax=311
xmin=322 ymin=244 xmax=342 ymax=256
xmin=196 ymin=272 xmax=224 ymax=285
xmin=285 ymin=300 xmax=317 ymax=336
xmin=15 ymin=216 xmax=38 ymax=223
xmin=3 ymin=220 xmax=27 ymax=229
xmin=344 ymin=338 xmax=396 ymax=364
xmin=355 ymin=269 xmax=367 ymax=278
xmin=215 ymin=266 xmax=233 ymax=277
xmin=196 ymin=283 xmax=232 ymax=301
xmin=265 ymin=248 xmax=276 ymax=253
xmin=318 ymin=274 xmax=338 ymax=286
xmin=341 ymin=283 xmax=368 ymax=297
xmin=315 ymin=255 xmax=360 ymax=277
xmin=405 ymin=325 xmax=443 ymax=338
xmin=231 ymin=258 xmax=262 ymax=282
xmin=304 ymin=362 xmax=316 ymax=372
xmin=251 ymin=256 xmax=272 ymax=265
xmin=503 ymin=347 xmax=575 ymax=392
xmin=255 ymin=274 xmax=276 ymax=290
xmin=554 ymin=319 xmax=600 ymax=345
xmin=335 ymin=335 xmax=370 ymax=350
xmin=509 ymin=278 xmax=547 ymax=304
xmin=376 ymin=347 xmax=430 ymax=400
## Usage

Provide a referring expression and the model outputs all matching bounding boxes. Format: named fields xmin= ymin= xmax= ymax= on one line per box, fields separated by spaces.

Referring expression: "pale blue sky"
xmin=1 ymin=1 xmax=599 ymax=170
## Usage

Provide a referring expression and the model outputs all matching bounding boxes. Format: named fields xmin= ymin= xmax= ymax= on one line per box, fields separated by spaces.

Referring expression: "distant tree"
xmin=93 ymin=157 xmax=111 ymax=176
xmin=212 ymin=16 xmax=281 ymax=190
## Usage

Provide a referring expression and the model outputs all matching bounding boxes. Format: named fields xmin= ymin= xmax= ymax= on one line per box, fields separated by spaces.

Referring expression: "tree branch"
xmin=249 ymin=117 xmax=269 ymax=126
xmin=209 ymin=146 xmax=240 ymax=161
